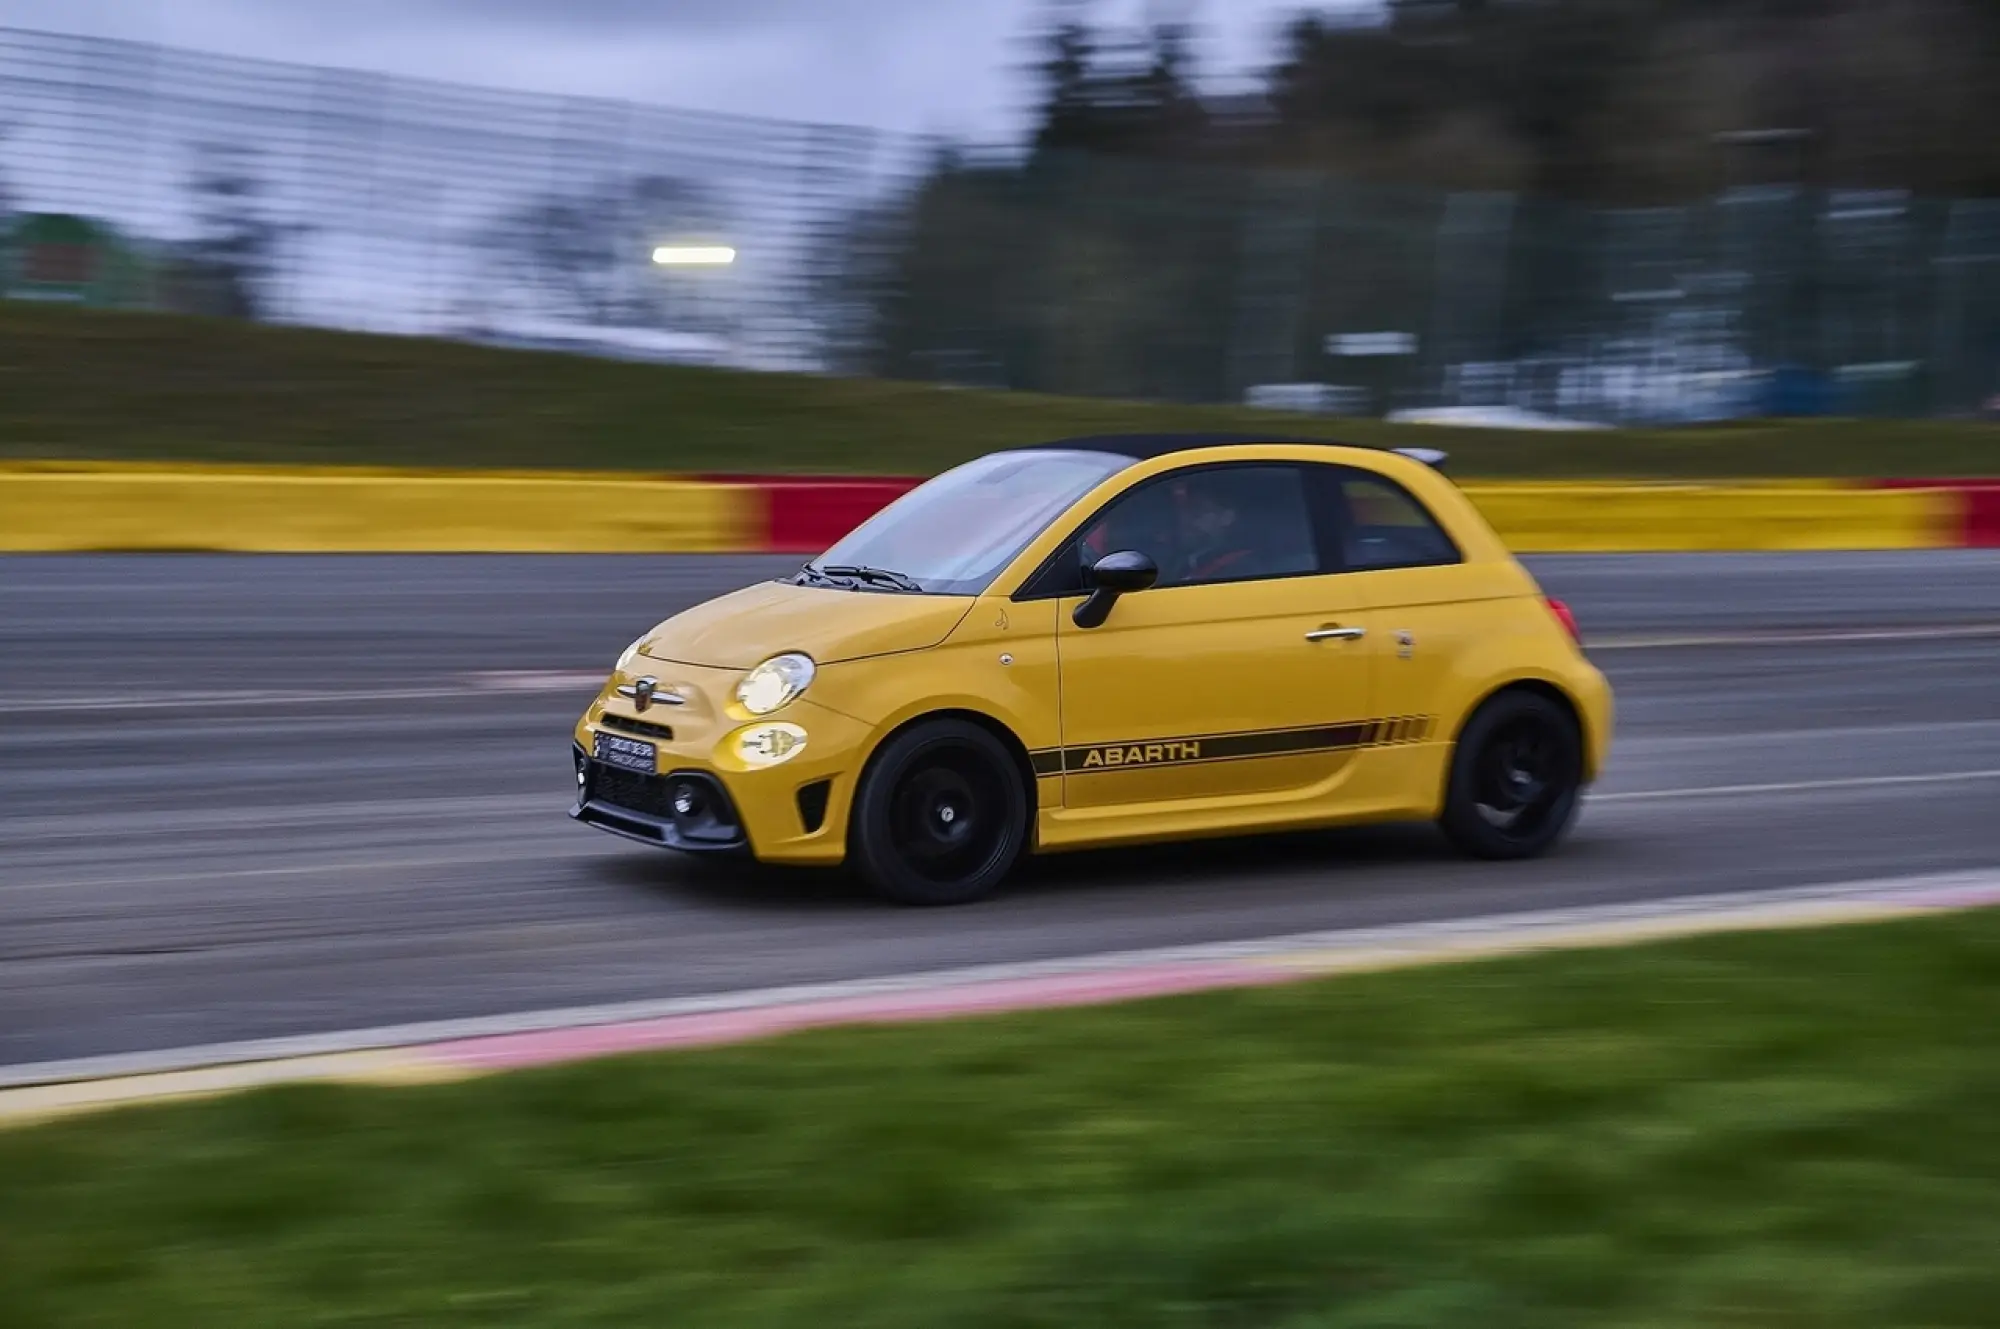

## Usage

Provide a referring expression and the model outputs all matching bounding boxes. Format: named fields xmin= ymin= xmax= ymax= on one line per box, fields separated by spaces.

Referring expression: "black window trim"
xmin=1011 ymin=459 xmax=1329 ymax=602
xmin=1011 ymin=459 xmax=1464 ymax=601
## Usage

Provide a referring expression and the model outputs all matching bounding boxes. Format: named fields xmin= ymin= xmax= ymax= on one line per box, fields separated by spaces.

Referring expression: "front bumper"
xmin=570 ymin=684 xmax=869 ymax=865
xmin=570 ymin=744 xmax=751 ymax=854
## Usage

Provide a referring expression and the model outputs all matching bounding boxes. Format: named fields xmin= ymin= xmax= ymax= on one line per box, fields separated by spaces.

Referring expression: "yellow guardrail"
xmin=1465 ymin=485 xmax=1957 ymax=552
xmin=0 ymin=465 xmax=1959 ymax=553
xmin=1457 ymin=477 xmax=1856 ymax=490
xmin=0 ymin=460 xmax=701 ymax=481
xmin=0 ymin=470 xmax=760 ymax=553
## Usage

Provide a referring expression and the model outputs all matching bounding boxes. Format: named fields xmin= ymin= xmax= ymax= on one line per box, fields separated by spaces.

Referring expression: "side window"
xmin=1335 ymin=473 xmax=1461 ymax=571
xmin=1080 ymin=464 xmax=1319 ymax=589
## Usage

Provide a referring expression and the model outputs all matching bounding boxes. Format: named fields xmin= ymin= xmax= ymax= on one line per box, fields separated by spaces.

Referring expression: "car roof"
xmin=1027 ymin=432 xmax=1338 ymax=459
xmin=1018 ymin=433 xmax=1448 ymax=471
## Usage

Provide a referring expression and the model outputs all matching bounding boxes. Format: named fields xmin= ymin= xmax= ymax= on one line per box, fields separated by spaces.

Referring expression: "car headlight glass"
xmin=736 ymin=652 xmax=815 ymax=715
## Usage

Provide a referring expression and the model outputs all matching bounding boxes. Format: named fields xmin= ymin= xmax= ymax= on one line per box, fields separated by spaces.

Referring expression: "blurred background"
xmin=5 ymin=0 xmax=2000 ymax=422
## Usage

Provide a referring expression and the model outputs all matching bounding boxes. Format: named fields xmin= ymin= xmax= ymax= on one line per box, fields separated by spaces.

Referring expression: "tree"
xmin=486 ymin=174 xmax=734 ymax=330
xmin=1028 ymin=4 xmax=1207 ymax=162
xmin=1033 ymin=0 xmax=1994 ymax=202
xmin=171 ymin=145 xmax=296 ymax=319
xmin=833 ymin=0 xmax=2000 ymax=402
xmin=1032 ymin=6 xmax=1100 ymax=158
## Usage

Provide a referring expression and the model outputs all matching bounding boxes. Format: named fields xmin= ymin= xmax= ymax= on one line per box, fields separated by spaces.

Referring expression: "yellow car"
xmin=572 ymin=434 xmax=1613 ymax=904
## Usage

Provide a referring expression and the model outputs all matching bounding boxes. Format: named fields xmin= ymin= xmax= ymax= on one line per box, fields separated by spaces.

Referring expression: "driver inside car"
xmin=1168 ymin=480 xmax=1257 ymax=584
xmin=1082 ymin=474 xmax=1271 ymax=587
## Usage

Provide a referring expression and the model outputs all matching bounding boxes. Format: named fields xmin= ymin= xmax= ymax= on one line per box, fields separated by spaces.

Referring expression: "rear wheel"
xmin=849 ymin=719 xmax=1028 ymax=905
xmin=1440 ymin=690 xmax=1584 ymax=860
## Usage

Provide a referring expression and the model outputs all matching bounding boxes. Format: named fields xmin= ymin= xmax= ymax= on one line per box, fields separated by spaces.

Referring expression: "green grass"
xmin=3 ymin=302 xmax=1996 ymax=476
xmin=3 ymin=912 xmax=1999 ymax=1328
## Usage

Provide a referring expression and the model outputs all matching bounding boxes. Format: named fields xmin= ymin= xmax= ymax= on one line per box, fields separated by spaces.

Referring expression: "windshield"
xmin=805 ymin=449 xmax=1129 ymax=596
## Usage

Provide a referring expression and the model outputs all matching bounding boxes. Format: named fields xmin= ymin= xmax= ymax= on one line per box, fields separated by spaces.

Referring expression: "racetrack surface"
xmin=3 ymin=552 xmax=1998 ymax=1067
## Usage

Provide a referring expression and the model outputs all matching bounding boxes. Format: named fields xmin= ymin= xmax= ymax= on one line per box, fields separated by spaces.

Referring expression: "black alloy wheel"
xmin=849 ymin=718 xmax=1029 ymax=905
xmin=1440 ymin=690 xmax=1584 ymax=860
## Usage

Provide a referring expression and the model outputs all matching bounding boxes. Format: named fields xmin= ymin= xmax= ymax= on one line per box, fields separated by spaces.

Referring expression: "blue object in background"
xmin=1760 ymin=364 xmax=1837 ymax=417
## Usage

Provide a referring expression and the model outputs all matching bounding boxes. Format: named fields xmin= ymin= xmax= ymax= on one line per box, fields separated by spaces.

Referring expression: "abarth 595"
xmin=573 ymin=434 xmax=1612 ymax=904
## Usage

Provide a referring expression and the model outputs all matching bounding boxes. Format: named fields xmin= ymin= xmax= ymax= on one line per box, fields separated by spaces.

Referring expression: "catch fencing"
xmin=5 ymin=26 xmax=1999 ymax=417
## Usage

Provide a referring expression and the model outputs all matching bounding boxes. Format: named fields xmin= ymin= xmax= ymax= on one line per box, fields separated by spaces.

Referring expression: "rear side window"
xmin=1326 ymin=471 xmax=1462 ymax=571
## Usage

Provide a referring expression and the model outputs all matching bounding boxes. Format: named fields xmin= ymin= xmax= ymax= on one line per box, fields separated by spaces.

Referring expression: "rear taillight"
xmin=1546 ymin=597 xmax=1582 ymax=647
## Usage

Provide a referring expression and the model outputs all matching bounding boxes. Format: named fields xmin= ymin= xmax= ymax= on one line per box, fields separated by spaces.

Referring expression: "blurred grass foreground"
xmin=2 ymin=303 xmax=1996 ymax=478
xmin=4 ymin=910 xmax=1998 ymax=1327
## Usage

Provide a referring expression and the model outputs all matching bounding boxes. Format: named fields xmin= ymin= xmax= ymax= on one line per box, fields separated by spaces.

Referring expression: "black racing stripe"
xmin=1031 ymin=715 xmax=1440 ymax=777
xmin=1198 ymin=723 xmax=1374 ymax=762
xmin=1055 ymin=723 xmax=1370 ymax=775
xmin=1031 ymin=727 xmax=1338 ymax=777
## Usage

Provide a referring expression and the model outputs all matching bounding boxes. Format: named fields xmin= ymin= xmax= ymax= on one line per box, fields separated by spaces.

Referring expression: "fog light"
xmin=670 ymin=782 xmax=703 ymax=818
xmin=736 ymin=722 xmax=808 ymax=768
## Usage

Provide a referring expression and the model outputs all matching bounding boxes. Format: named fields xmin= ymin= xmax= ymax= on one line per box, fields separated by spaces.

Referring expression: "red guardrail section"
xmin=719 ymin=474 xmax=2000 ymax=553
xmin=1871 ymin=480 xmax=2000 ymax=547
xmin=1971 ymin=492 xmax=2000 ymax=547
xmin=700 ymin=475 xmax=922 ymax=554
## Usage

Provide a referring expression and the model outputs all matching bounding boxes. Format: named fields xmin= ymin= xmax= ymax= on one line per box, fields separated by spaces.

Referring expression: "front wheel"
xmin=1440 ymin=690 xmax=1584 ymax=860
xmin=849 ymin=719 xmax=1029 ymax=905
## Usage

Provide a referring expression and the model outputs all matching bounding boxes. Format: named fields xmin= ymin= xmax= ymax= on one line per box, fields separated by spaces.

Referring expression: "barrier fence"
xmin=6 ymin=26 xmax=2000 ymax=419
xmin=3 ymin=464 xmax=1993 ymax=554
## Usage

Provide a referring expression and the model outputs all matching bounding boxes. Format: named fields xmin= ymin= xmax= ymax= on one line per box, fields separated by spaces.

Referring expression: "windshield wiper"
xmin=813 ymin=563 xmax=926 ymax=593
xmin=793 ymin=563 xmax=844 ymax=588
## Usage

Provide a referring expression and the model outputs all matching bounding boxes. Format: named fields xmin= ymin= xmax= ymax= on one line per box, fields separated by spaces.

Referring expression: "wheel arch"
xmin=1445 ymin=677 xmax=1594 ymax=784
xmin=853 ymin=707 xmax=1042 ymax=845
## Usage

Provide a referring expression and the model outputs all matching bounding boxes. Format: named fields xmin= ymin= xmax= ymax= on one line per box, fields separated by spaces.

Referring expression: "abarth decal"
xmin=1030 ymin=715 xmax=1437 ymax=777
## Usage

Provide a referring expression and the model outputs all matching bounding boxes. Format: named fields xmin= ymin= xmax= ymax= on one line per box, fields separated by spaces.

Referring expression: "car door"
xmin=1045 ymin=462 xmax=1382 ymax=814
xmin=1313 ymin=465 xmax=1487 ymax=797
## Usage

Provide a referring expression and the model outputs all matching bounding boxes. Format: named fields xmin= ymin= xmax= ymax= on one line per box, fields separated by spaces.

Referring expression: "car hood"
xmin=636 ymin=579 xmax=976 ymax=669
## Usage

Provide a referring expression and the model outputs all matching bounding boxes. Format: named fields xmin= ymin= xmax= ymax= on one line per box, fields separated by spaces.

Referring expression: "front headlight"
xmin=736 ymin=652 xmax=815 ymax=715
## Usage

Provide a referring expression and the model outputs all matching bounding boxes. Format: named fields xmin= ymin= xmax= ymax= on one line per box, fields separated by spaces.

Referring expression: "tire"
xmin=1439 ymin=689 xmax=1584 ymax=860
xmin=848 ymin=718 xmax=1029 ymax=905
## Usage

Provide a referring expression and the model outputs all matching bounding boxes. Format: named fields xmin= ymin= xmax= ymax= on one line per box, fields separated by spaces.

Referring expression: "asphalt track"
xmin=3 ymin=551 xmax=1998 ymax=1068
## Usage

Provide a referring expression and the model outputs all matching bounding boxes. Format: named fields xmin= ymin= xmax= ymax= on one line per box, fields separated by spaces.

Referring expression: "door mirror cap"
xmin=1086 ymin=549 xmax=1159 ymax=594
xmin=1073 ymin=550 xmax=1158 ymax=628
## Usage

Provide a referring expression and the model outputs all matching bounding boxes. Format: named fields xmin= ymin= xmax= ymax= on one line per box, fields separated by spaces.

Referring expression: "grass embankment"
xmin=4 ymin=911 xmax=1998 ymax=1327
xmin=3 ymin=303 xmax=1996 ymax=477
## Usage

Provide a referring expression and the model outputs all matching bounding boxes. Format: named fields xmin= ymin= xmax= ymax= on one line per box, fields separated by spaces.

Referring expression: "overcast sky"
xmin=4 ymin=0 xmax=1374 ymax=139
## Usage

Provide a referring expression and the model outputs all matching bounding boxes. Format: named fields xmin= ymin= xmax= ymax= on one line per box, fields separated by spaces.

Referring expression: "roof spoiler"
xmin=1392 ymin=447 xmax=1449 ymax=472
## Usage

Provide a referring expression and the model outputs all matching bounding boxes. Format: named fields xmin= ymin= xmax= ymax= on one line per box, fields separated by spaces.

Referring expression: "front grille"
xmin=600 ymin=714 xmax=675 ymax=741
xmin=589 ymin=765 xmax=681 ymax=820
xmin=583 ymin=763 xmax=743 ymax=849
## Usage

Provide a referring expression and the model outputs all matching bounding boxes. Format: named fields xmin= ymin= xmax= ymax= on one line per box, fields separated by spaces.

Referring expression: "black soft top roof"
xmin=1020 ymin=433 xmax=1447 ymax=470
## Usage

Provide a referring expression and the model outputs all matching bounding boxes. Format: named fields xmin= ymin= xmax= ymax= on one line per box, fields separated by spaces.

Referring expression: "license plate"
xmin=593 ymin=732 xmax=656 ymax=774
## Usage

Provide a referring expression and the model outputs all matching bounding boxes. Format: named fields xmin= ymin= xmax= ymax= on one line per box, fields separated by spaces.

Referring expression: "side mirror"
xmin=1073 ymin=549 xmax=1158 ymax=629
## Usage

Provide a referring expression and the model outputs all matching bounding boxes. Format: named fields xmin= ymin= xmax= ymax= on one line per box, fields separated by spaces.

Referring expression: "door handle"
xmin=1305 ymin=626 xmax=1367 ymax=642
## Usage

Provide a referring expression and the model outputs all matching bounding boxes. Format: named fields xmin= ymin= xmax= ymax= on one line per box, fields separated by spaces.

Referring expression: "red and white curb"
xmin=4 ymin=868 xmax=1996 ymax=1128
